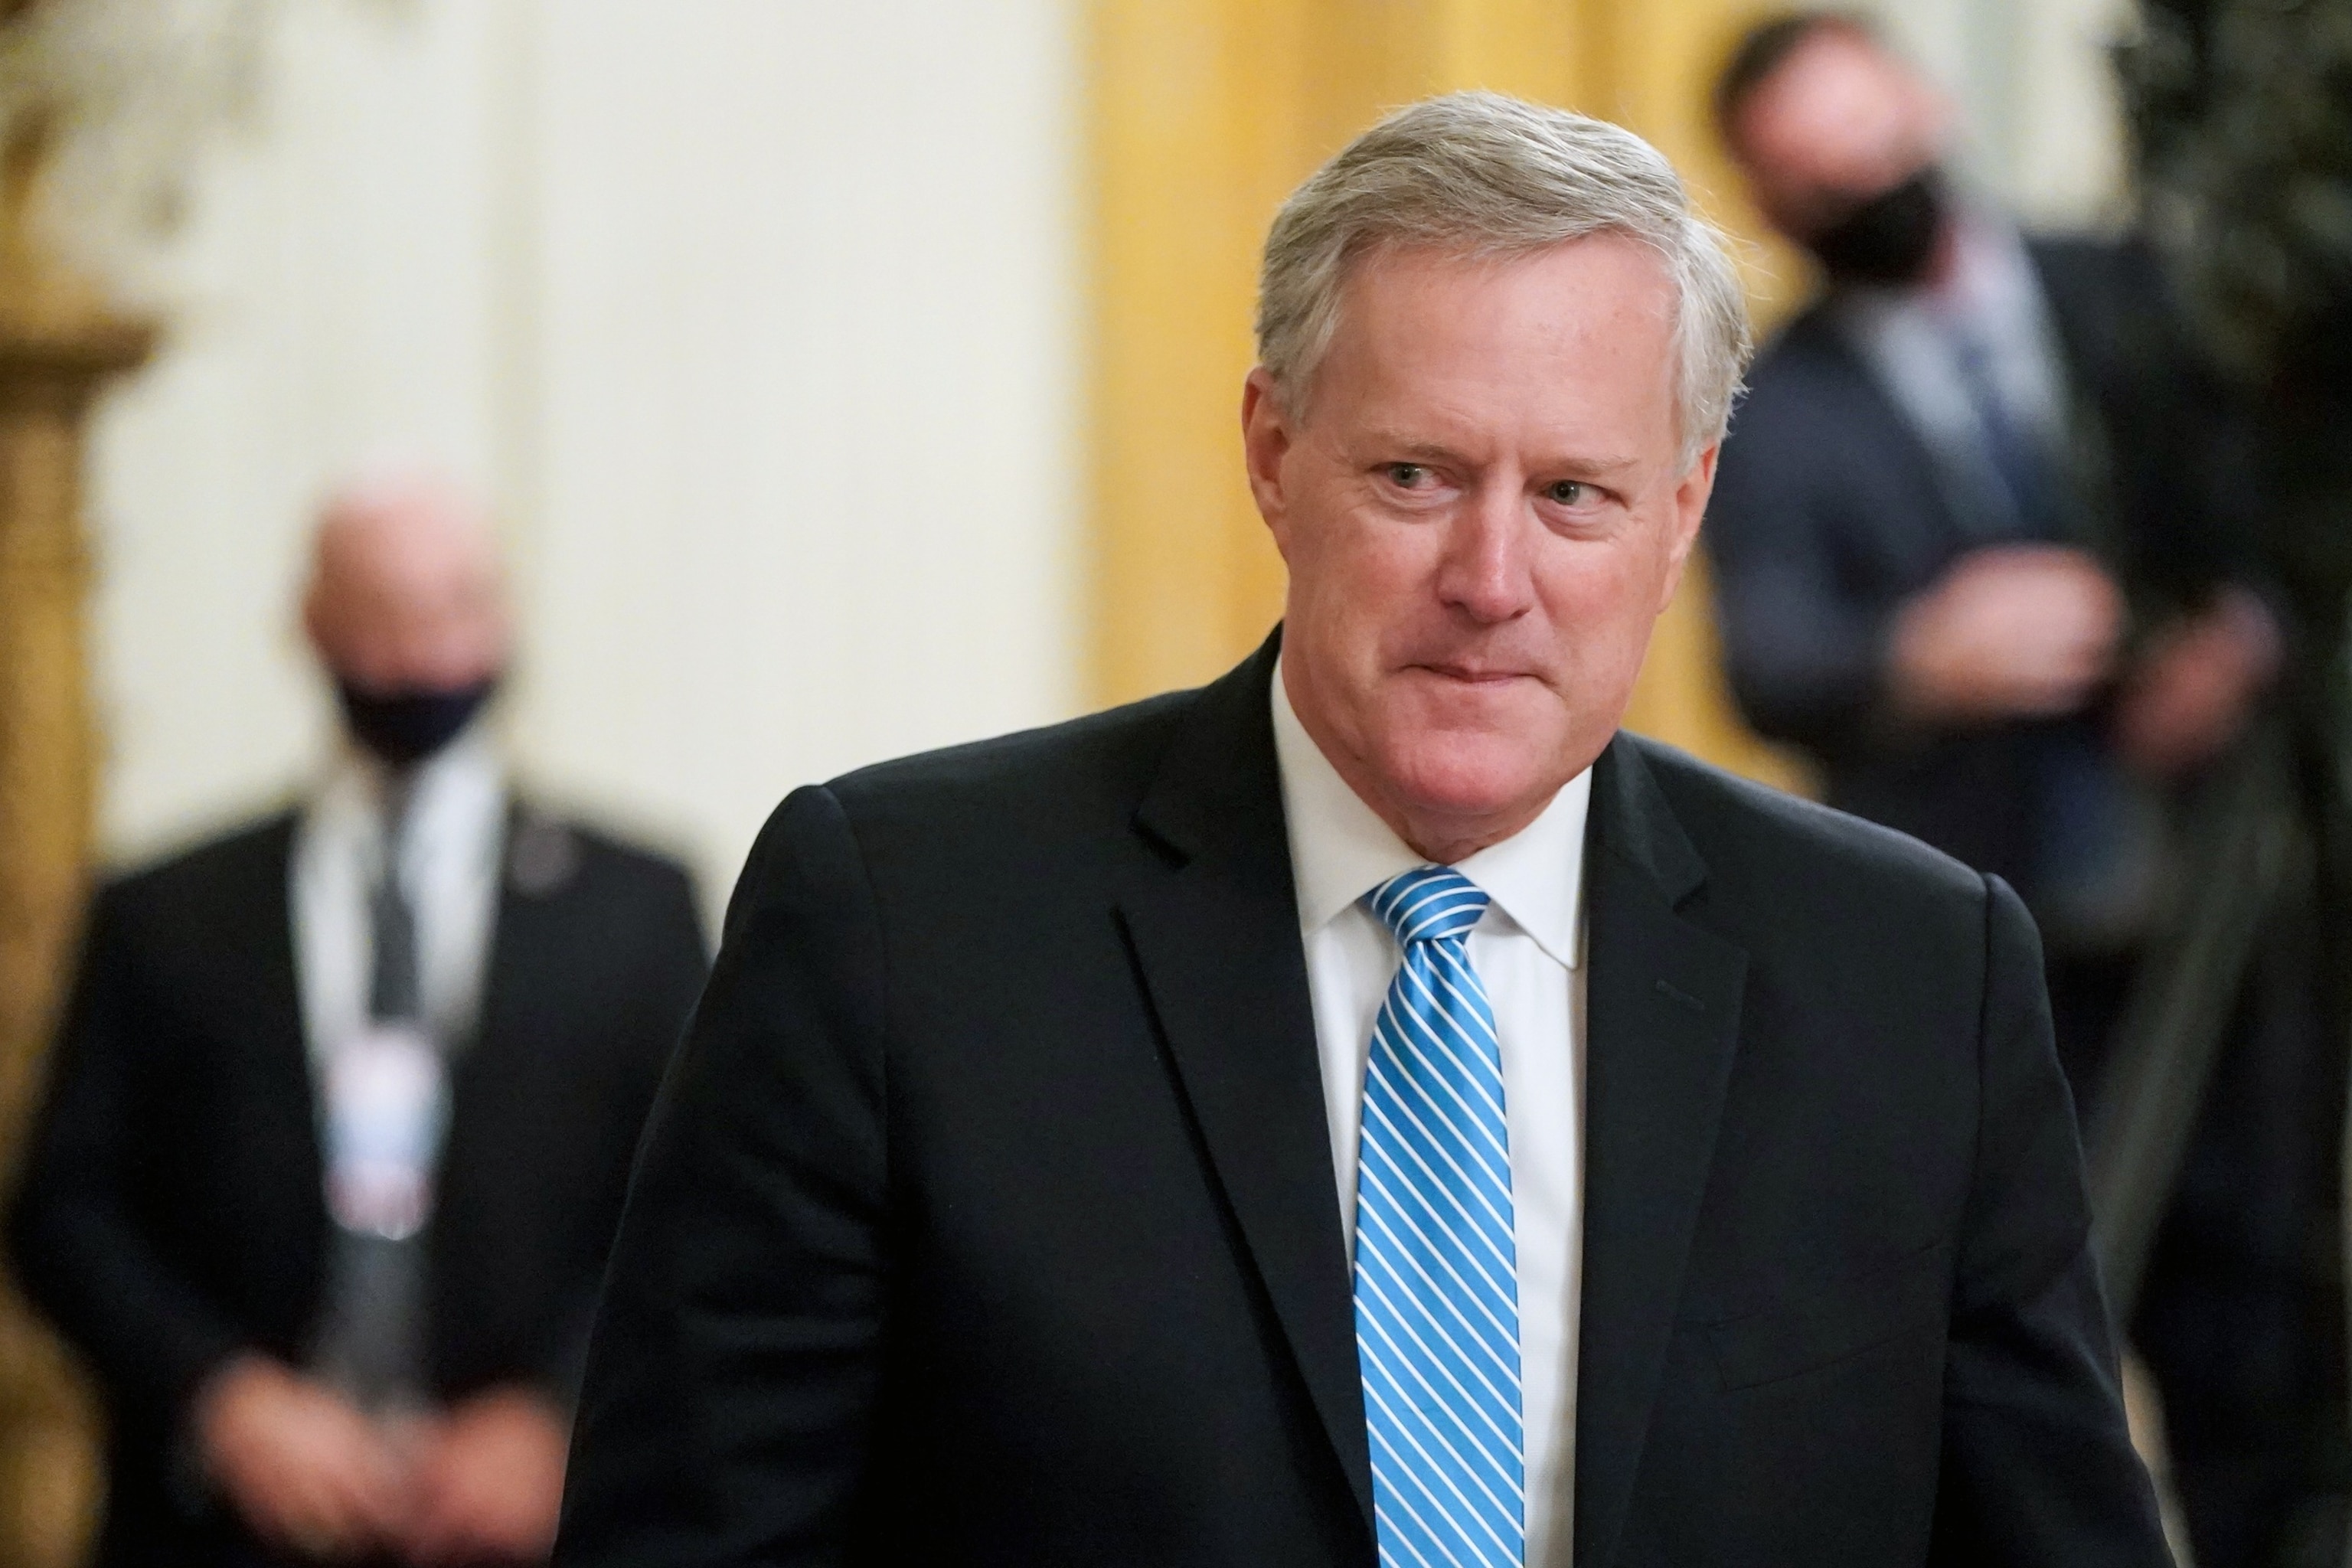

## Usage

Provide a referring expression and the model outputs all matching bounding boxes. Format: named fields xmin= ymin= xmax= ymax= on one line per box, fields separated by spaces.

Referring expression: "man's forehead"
xmin=1327 ymin=239 xmax=1672 ymax=362
xmin=1318 ymin=240 xmax=1676 ymax=403
xmin=1740 ymin=31 xmax=1925 ymax=181
xmin=317 ymin=490 xmax=500 ymax=580
xmin=1342 ymin=233 xmax=1671 ymax=298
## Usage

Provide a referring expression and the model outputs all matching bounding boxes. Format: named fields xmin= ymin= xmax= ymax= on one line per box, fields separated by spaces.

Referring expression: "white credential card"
xmin=323 ymin=1024 xmax=449 ymax=1241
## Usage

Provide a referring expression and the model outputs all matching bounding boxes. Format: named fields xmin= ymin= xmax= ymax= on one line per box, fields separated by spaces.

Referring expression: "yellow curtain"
xmin=1087 ymin=0 xmax=1811 ymax=792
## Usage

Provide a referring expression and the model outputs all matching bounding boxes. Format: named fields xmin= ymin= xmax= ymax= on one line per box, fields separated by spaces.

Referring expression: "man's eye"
xmin=1544 ymin=480 xmax=1589 ymax=507
xmin=1384 ymin=463 xmax=1431 ymax=488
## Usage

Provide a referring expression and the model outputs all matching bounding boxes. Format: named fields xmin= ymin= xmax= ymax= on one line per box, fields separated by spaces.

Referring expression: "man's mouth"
xmin=1414 ymin=662 xmax=1529 ymax=686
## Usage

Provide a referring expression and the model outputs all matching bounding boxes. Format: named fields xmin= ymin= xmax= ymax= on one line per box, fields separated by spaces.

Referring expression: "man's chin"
xmin=1377 ymin=732 xmax=1565 ymax=829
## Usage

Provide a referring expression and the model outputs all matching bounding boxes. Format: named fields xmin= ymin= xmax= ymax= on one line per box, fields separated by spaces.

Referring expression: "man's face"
xmin=1730 ymin=28 xmax=1948 ymax=242
xmin=1243 ymin=236 xmax=1716 ymax=860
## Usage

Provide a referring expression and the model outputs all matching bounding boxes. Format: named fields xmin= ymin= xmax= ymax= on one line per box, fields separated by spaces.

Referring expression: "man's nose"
xmin=1436 ymin=485 xmax=1537 ymax=624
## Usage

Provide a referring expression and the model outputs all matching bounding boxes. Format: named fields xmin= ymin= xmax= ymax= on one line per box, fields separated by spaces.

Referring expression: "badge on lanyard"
xmin=324 ymin=1023 xmax=449 ymax=1240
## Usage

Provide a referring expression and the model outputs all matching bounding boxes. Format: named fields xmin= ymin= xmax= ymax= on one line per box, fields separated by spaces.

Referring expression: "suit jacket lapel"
xmin=234 ymin=814 xmax=331 ymax=1317
xmin=1575 ymin=740 xmax=1748 ymax=1568
xmin=250 ymin=812 xmax=316 ymax=1089
xmin=446 ymin=802 xmax=571 ymax=1170
xmin=1806 ymin=304 xmax=1995 ymax=565
xmin=1117 ymin=632 xmax=1375 ymax=1533
xmin=466 ymin=799 xmax=535 ymax=1062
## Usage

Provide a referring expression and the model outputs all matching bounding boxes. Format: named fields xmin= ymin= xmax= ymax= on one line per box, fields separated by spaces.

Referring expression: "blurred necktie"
xmin=1354 ymin=865 xmax=1525 ymax=1567
xmin=1954 ymin=330 xmax=2060 ymax=541
xmin=313 ymin=779 xmax=436 ymax=1416
xmin=368 ymin=784 xmax=420 ymax=1023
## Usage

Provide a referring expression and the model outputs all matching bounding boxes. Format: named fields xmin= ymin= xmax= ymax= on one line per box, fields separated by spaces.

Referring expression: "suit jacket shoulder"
xmin=1625 ymin=733 xmax=1985 ymax=905
xmin=1616 ymin=733 xmax=2003 ymax=1018
xmin=1733 ymin=303 xmax=1866 ymax=434
xmin=507 ymin=802 xmax=704 ymax=939
xmin=802 ymin=688 xmax=1203 ymax=900
xmin=1716 ymin=298 xmax=1952 ymax=555
xmin=2024 ymin=230 xmax=2149 ymax=308
xmin=74 ymin=812 xmax=305 ymax=1053
xmin=95 ymin=808 xmax=299 ymax=938
xmin=828 ymin=688 xmax=1195 ymax=818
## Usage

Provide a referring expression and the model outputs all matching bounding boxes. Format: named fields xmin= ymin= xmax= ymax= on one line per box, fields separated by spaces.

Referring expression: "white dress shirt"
xmin=1270 ymin=662 xmax=1591 ymax=1568
xmin=290 ymin=727 xmax=508 ymax=1064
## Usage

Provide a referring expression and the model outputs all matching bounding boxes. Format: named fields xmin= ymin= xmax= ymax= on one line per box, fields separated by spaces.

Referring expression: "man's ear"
xmin=1657 ymin=443 xmax=1720 ymax=612
xmin=1240 ymin=367 xmax=1295 ymax=547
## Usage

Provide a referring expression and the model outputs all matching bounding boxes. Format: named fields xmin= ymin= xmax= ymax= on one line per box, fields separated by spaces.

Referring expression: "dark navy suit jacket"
xmin=1708 ymin=237 xmax=2244 ymax=893
xmin=555 ymin=634 xmax=2168 ymax=1566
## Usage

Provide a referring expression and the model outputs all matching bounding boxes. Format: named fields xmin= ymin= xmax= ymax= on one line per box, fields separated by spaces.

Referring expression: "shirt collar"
xmin=1269 ymin=655 xmax=1590 ymax=968
xmin=309 ymin=722 xmax=505 ymax=875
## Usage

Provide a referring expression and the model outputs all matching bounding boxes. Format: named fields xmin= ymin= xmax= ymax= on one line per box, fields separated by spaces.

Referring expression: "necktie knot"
xmin=1370 ymin=864 xmax=1489 ymax=947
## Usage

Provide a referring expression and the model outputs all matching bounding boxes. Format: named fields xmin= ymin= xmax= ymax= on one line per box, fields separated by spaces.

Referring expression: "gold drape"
xmin=1087 ymin=0 xmax=1809 ymax=791
xmin=0 ymin=119 xmax=156 ymax=1568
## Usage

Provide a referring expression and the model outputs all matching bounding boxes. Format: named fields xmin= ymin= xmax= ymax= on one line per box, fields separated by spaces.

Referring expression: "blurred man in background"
xmin=1709 ymin=10 xmax=2278 ymax=1096
xmin=1709 ymin=16 xmax=2333 ymax=1567
xmin=8 ymin=475 xmax=707 ymax=1566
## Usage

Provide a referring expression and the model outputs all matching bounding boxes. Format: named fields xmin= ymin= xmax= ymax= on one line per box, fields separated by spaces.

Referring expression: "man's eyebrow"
xmin=1360 ymin=436 xmax=1644 ymax=479
xmin=1546 ymin=453 xmax=1642 ymax=479
xmin=1359 ymin=435 xmax=1469 ymax=464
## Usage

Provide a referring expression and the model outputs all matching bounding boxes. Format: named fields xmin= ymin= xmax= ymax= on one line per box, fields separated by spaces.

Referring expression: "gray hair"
xmin=1256 ymin=90 xmax=1753 ymax=471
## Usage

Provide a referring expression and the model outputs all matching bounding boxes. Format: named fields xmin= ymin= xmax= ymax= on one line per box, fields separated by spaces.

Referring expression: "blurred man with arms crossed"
xmin=11 ymin=477 xmax=707 ymax=1566
xmin=558 ymin=95 xmax=2168 ymax=1566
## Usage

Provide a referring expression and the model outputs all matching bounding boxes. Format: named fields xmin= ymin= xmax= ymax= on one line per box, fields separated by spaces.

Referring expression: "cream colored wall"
xmin=85 ymin=0 xmax=1083 ymax=913
xmin=88 ymin=0 xmax=507 ymax=855
xmin=1869 ymin=0 xmax=2133 ymax=226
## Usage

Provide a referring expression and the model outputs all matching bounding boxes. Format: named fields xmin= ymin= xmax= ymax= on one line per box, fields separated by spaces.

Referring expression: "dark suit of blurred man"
xmin=558 ymin=93 xmax=2170 ymax=1567
xmin=10 ymin=477 xmax=706 ymax=1568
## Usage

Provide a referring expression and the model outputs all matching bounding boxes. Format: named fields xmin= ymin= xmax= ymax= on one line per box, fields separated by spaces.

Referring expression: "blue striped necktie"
xmin=1355 ymin=865 xmax=1524 ymax=1567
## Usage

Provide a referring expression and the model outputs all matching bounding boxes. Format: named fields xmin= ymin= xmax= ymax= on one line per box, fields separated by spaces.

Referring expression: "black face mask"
xmin=1805 ymin=168 xmax=1947 ymax=287
xmin=336 ymin=676 xmax=498 ymax=768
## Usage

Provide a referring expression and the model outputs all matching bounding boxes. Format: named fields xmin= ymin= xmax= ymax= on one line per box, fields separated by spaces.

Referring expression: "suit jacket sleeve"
xmin=555 ymin=784 xmax=888 ymax=1568
xmin=1929 ymin=874 xmax=2171 ymax=1564
xmin=1707 ymin=383 xmax=1903 ymax=759
xmin=6 ymin=885 xmax=249 ymax=1426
